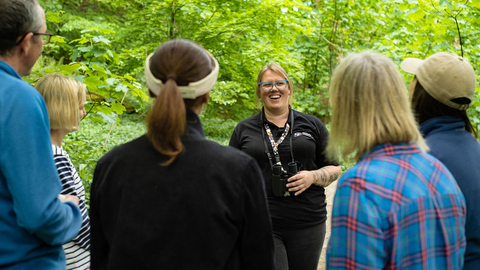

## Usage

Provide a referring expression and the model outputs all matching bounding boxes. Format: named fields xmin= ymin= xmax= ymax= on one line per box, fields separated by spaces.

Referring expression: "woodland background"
xmin=30 ymin=0 xmax=480 ymax=205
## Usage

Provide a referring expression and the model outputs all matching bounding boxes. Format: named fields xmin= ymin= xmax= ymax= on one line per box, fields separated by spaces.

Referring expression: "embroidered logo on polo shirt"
xmin=294 ymin=132 xmax=313 ymax=139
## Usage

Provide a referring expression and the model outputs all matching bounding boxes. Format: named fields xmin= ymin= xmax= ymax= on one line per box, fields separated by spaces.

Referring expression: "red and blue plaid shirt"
xmin=327 ymin=143 xmax=466 ymax=270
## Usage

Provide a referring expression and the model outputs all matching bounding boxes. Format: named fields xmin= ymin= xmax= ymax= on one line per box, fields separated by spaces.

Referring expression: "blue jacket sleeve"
xmin=0 ymin=86 xmax=82 ymax=245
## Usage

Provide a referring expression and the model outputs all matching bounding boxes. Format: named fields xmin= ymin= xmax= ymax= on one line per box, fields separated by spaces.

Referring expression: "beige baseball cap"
xmin=400 ymin=52 xmax=476 ymax=110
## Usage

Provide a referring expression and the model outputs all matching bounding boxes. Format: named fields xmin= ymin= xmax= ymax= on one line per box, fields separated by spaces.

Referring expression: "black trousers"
xmin=273 ymin=221 xmax=326 ymax=270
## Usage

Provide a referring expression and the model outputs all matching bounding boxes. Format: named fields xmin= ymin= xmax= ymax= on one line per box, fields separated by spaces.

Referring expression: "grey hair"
xmin=0 ymin=0 xmax=43 ymax=56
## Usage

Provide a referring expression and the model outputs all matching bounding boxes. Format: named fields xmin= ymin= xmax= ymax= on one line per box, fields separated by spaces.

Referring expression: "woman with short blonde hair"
xmin=37 ymin=73 xmax=86 ymax=130
xmin=35 ymin=73 xmax=90 ymax=270
xmin=326 ymin=52 xmax=466 ymax=270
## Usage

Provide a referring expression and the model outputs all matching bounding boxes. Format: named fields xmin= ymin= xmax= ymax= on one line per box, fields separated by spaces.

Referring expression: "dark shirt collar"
xmin=184 ymin=110 xmax=205 ymax=138
xmin=419 ymin=116 xmax=465 ymax=138
xmin=259 ymin=106 xmax=293 ymax=127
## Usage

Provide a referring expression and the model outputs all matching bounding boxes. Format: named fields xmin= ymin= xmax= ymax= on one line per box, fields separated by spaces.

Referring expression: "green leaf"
xmin=111 ymin=103 xmax=126 ymax=114
xmin=50 ymin=36 xmax=66 ymax=44
xmin=115 ymin=83 xmax=128 ymax=93
xmin=46 ymin=11 xmax=63 ymax=23
xmin=106 ymin=78 xmax=119 ymax=86
xmin=92 ymin=36 xmax=111 ymax=45
xmin=89 ymin=116 xmax=104 ymax=123
xmin=97 ymin=112 xmax=116 ymax=123
xmin=58 ymin=63 xmax=81 ymax=73
xmin=439 ymin=0 xmax=453 ymax=10
xmin=78 ymin=46 xmax=93 ymax=52
xmin=84 ymin=76 xmax=104 ymax=91
xmin=70 ymin=49 xmax=82 ymax=61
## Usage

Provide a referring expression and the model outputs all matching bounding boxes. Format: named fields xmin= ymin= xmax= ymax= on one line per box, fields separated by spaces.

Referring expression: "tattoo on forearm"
xmin=312 ymin=168 xmax=340 ymax=187
xmin=329 ymin=171 xmax=340 ymax=182
xmin=313 ymin=171 xmax=318 ymax=184
xmin=320 ymin=170 xmax=327 ymax=186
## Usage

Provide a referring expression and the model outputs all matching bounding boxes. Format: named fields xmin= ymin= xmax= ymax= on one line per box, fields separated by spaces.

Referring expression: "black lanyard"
xmin=261 ymin=109 xmax=295 ymax=171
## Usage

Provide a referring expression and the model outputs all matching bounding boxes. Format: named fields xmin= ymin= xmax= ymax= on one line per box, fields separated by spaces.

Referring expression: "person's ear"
xmin=148 ymin=89 xmax=157 ymax=98
xmin=17 ymin=33 xmax=35 ymax=56
xmin=202 ymin=92 xmax=210 ymax=104
xmin=409 ymin=78 xmax=417 ymax=101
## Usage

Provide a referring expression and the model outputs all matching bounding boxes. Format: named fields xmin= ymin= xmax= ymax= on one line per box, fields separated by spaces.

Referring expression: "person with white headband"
xmin=89 ymin=39 xmax=275 ymax=269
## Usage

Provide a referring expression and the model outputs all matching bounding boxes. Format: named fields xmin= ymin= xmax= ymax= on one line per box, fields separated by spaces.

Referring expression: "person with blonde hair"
xmin=326 ymin=52 xmax=467 ymax=269
xmin=402 ymin=52 xmax=480 ymax=269
xmin=230 ymin=63 xmax=341 ymax=270
xmin=36 ymin=73 xmax=90 ymax=270
xmin=90 ymin=39 xmax=274 ymax=269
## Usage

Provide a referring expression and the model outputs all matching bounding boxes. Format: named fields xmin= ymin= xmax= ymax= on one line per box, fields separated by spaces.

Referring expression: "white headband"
xmin=144 ymin=51 xmax=219 ymax=99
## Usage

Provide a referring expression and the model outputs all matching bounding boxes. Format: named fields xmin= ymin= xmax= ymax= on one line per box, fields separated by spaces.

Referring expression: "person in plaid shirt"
xmin=325 ymin=52 xmax=467 ymax=269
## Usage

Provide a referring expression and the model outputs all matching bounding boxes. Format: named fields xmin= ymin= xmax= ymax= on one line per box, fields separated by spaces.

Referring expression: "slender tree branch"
xmin=102 ymin=89 xmax=129 ymax=151
xmin=314 ymin=29 xmax=340 ymax=48
xmin=82 ymin=91 xmax=97 ymax=121
xmin=429 ymin=0 xmax=467 ymax=57
xmin=169 ymin=0 xmax=176 ymax=39
xmin=329 ymin=0 xmax=337 ymax=80
xmin=453 ymin=13 xmax=464 ymax=57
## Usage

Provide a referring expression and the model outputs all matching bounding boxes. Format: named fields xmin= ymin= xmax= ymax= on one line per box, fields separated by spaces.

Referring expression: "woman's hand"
xmin=286 ymin=171 xmax=314 ymax=196
xmin=58 ymin=194 xmax=80 ymax=206
xmin=287 ymin=165 xmax=342 ymax=196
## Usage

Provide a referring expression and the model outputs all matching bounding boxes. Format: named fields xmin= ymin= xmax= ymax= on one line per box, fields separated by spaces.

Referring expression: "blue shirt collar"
xmin=0 ymin=60 xmax=22 ymax=79
xmin=419 ymin=117 xmax=465 ymax=138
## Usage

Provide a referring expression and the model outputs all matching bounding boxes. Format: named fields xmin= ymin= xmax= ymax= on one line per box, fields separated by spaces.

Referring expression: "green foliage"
xmin=63 ymin=114 xmax=147 ymax=207
xmin=30 ymin=0 xmax=480 ymax=208
xmin=202 ymin=116 xmax=238 ymax=146
xmin=29 ymin=9 xmax=150 ymax=124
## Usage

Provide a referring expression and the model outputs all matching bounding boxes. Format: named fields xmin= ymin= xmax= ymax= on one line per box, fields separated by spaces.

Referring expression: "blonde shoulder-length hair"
xmin=327 ymin=52 xmax=427 ymax=162
xmin=35 ymin=73 xmax=86 ymax=130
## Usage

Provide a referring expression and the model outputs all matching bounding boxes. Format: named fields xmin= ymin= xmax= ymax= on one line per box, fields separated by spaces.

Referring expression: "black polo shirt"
xmin=230 ymin=108 xmax=339 ymax=230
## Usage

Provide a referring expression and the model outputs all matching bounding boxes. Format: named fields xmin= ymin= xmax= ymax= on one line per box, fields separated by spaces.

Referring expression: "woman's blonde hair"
xmin=256 ymin=63 xmax=294 ymax=102
xmin=35 ymin=73 xmax=86 ymax=130
xmin=327 ymin=52 xmax=427 ymax=162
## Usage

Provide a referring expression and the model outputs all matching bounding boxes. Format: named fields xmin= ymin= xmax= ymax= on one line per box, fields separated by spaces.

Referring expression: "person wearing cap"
xmin=89 ymin=39 xmax=275 ymax=270
xmin=229 ymin=63 xmax=341 ymax=270
xmin=0 ymin=0 xmax=83 ymax=268
xmin=401 ymin=52 xmax=480 ymax=269
xmin=326 ymin=52 xmax=466 ymax=269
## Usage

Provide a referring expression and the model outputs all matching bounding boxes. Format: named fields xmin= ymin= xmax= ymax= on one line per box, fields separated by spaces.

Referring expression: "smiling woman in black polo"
xmin=229 ymin=63 xmax=341 ymax=270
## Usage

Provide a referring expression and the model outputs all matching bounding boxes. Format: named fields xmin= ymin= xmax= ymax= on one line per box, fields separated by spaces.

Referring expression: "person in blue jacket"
xmin=401 ymin=52 xmax=480 ymax=269
xmin=0 ymin=0 xmax=82 ymax=269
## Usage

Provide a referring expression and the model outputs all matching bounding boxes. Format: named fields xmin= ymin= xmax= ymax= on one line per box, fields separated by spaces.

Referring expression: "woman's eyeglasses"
xmin=258 ymin=79 xmax=289 ymax=93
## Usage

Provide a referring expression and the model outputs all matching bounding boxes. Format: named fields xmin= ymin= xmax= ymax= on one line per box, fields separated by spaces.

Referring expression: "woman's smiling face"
xmin=260 ymin=70 xmax=291 ymax=114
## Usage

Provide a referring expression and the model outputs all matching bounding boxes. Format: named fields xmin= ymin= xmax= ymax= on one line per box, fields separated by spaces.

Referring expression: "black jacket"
xmin=90 ymin=111 xmax=274 ymax=270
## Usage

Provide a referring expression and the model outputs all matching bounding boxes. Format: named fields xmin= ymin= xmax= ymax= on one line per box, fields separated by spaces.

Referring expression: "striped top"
xmin=52 ymin=145 xmax=91 ymax=270
xmin=327 ymin=143 xmax=466 ymax=270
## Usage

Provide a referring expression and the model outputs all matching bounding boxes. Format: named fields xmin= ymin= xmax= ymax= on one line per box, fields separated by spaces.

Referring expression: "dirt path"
xmin=317 ymin=181 xmax=338 ymax=270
